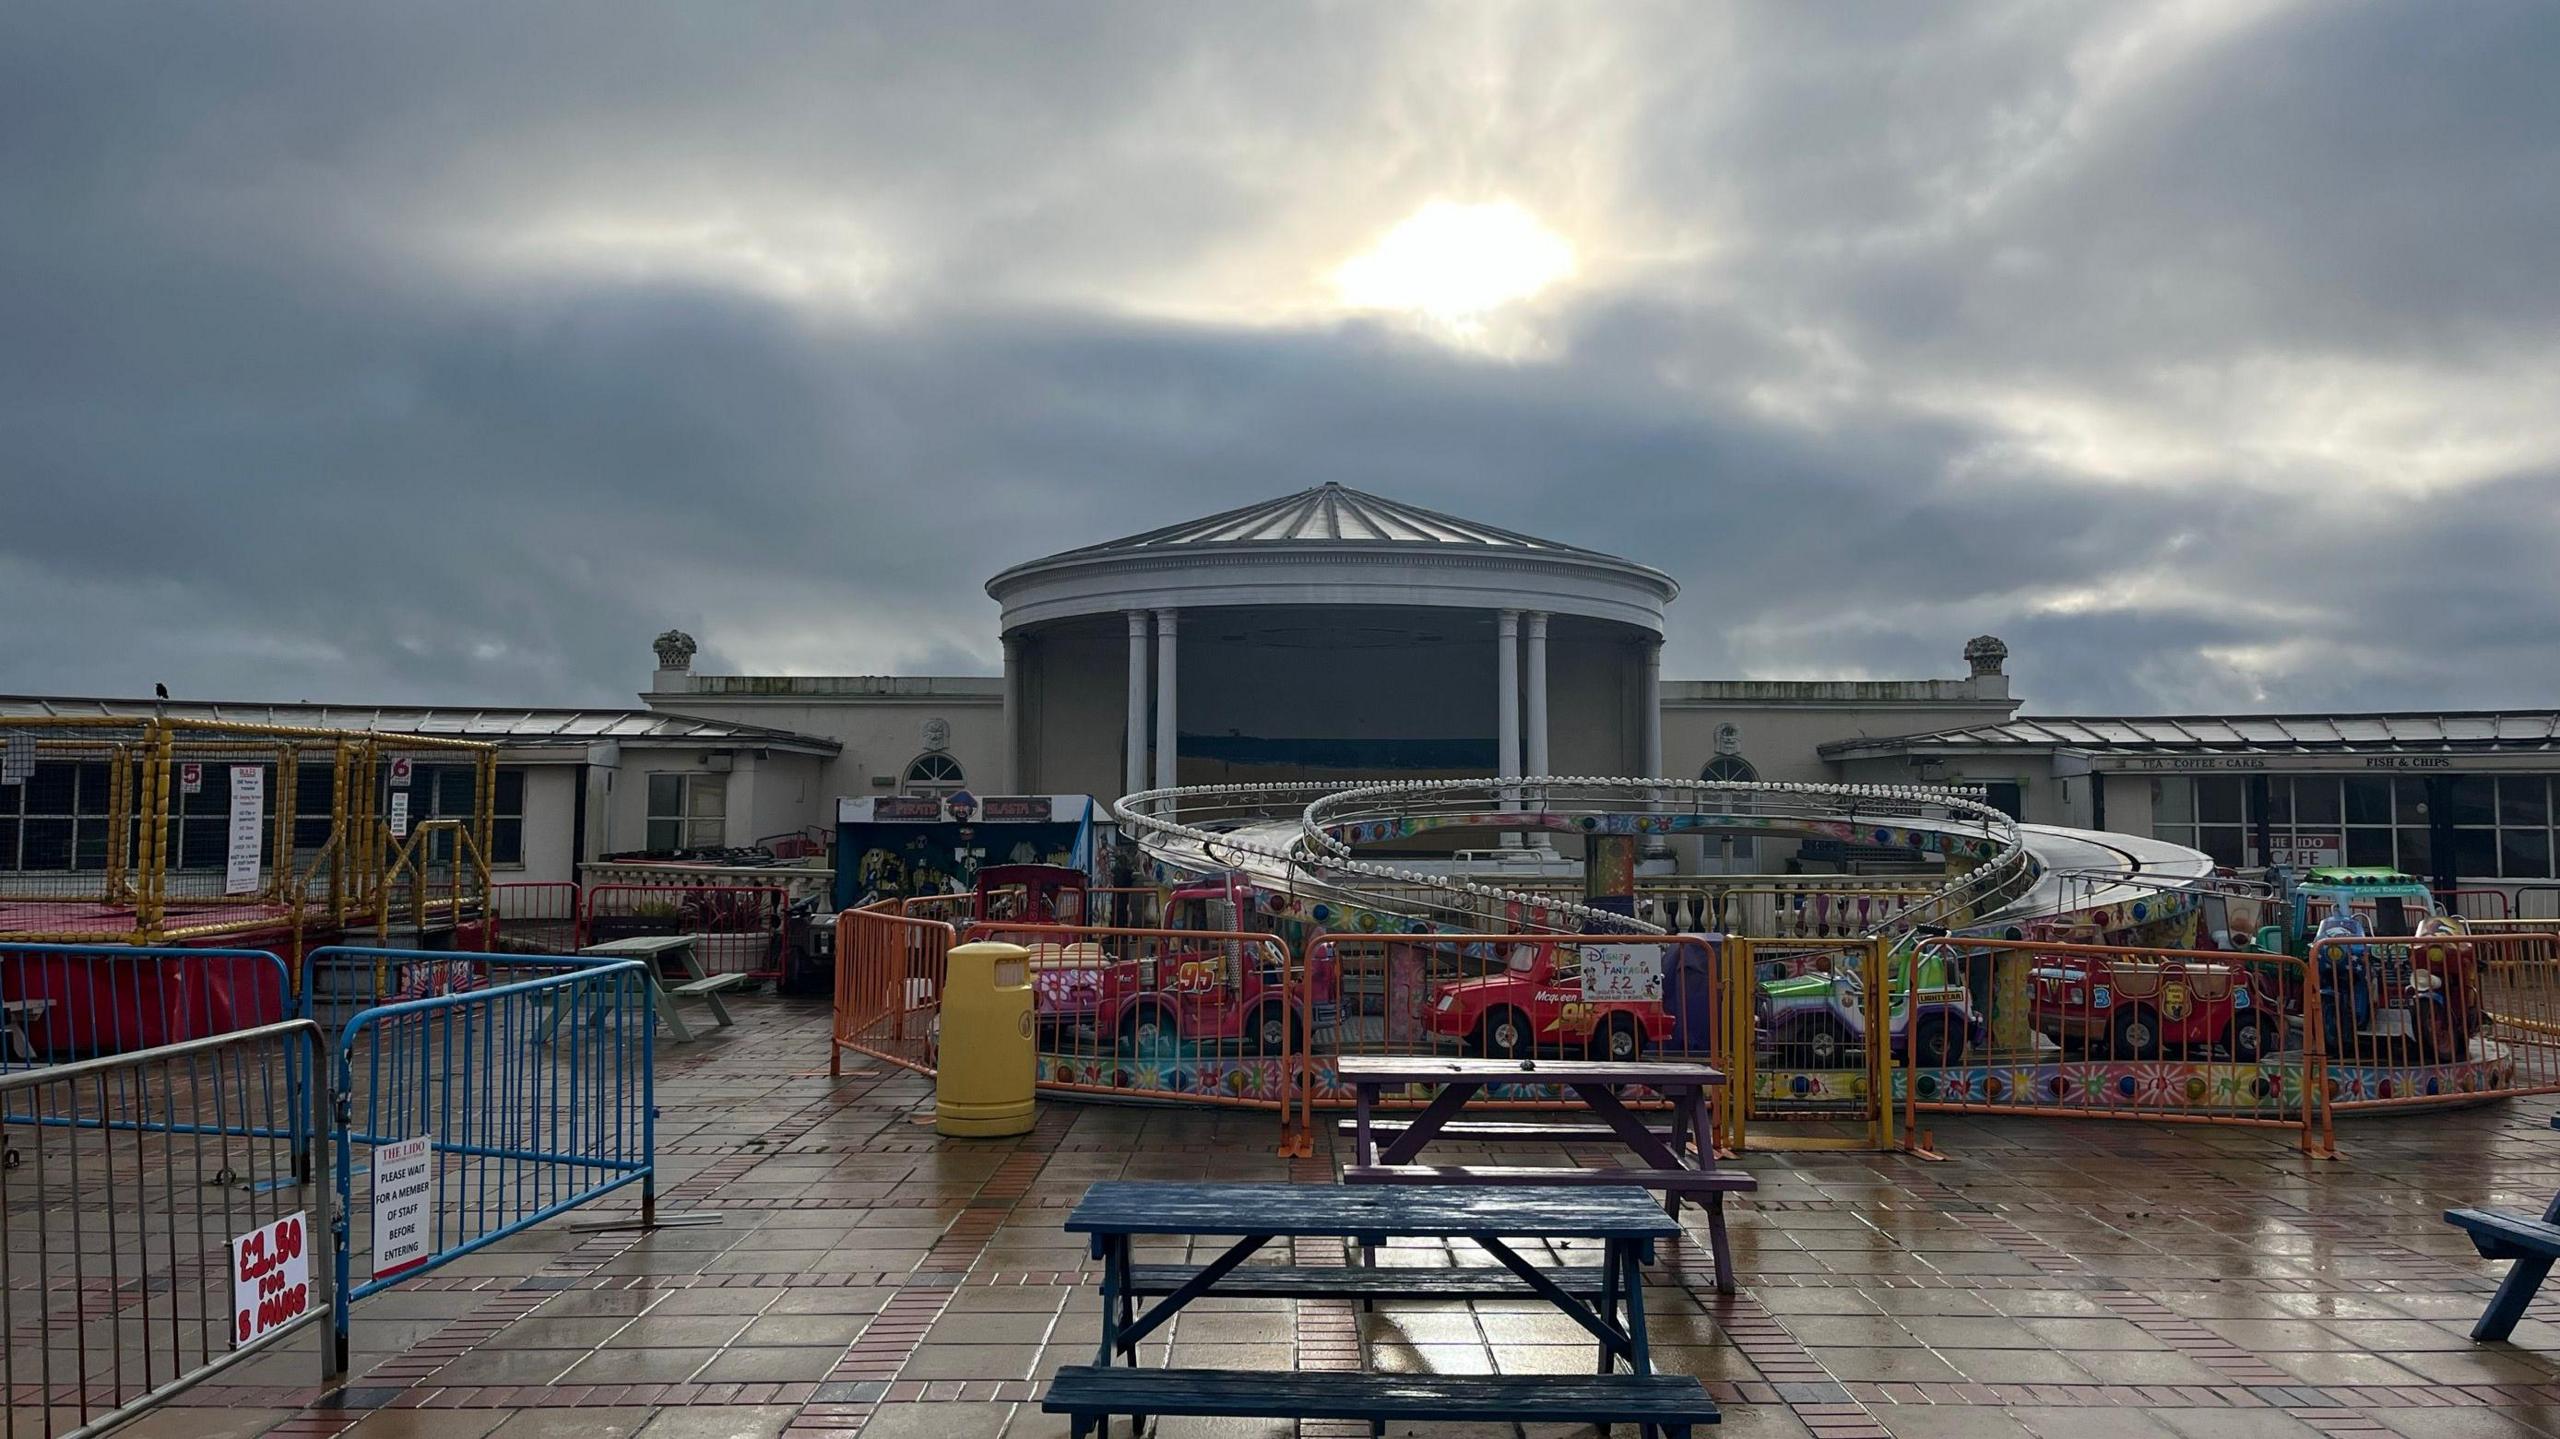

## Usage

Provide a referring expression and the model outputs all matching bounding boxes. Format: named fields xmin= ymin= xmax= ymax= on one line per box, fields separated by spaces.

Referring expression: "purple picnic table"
xmin=1336 ymin=1054 xmax=1752 ymax=1293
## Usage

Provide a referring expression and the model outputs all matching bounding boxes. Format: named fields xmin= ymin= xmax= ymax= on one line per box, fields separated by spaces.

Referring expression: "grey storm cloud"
xmin=2 ymin=1 xmax=2556 ymax=712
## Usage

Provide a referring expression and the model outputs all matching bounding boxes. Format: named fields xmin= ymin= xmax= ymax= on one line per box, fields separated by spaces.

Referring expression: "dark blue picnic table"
xmin=2445 ymin=1110 xmax=2560 ymax=1342
xmin=1336 ymin=1055 xmax=1752 ymax=1292
xmin=1056 ymin=1180 xmax=1708 ymax=1438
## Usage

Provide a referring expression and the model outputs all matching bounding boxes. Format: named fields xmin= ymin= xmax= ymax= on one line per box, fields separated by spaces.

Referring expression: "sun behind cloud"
xmin=1332 ymin=200 xmax=1575 ymax=328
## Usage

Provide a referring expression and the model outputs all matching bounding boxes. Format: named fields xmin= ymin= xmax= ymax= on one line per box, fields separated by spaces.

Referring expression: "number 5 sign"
xmin=231 ymin=1211 xmax=312 ymax=1348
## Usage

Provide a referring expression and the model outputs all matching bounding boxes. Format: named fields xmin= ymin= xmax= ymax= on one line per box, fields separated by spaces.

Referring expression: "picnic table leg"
xmin=1375 ymin=1080 xmax=1482 ymax=1164
xmin=2475 ymin=1253 xmax=2555 ymax=1342
xmin=652 ymin=975 xmax=695 ymax=1043
xmin=1621 ymin=1238 xmax=1660 ymax=1439
xmin=1705 ymin=1192 xmax=1736 ymax=1296
xmin=1567 ymin=1081 xmax=1687 ymax=1172
xmin=1355 ymin=1083 xmax=1377 ymax=1283
xmin=1664 ymin=1091 xmax=1690 ymax=1219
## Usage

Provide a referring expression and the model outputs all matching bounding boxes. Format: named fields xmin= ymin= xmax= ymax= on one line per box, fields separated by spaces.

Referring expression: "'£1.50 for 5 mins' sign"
xmin=232 ymin=1211 xmax=311 ymax=1349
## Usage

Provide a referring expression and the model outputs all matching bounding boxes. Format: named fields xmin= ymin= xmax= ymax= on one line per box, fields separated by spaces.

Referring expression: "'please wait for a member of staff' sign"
xmin=371 ymin=1136 xmax=436 ymax=1282
xmin=231 ymin=1211 xmax=312 ymax=1348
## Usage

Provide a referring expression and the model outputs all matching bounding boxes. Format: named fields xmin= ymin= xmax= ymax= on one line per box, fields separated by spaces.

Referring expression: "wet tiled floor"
xmin=132 ymin=997 xmax=2560 ymax=1436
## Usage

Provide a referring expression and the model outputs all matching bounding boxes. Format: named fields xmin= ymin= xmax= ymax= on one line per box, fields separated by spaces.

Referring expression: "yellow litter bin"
xmin=935 ymin=941 xmax=1037 ymax=1137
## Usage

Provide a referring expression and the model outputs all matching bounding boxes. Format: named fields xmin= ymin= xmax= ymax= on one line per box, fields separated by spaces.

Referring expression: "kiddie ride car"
xmin=2272 ymin=869 xmax=2483 ymax=1064
xmin=2026 ymin=950 xmax=2288 ymax=1062
xmin=1424 ymin=939 xmax=1683 ymax=1062
xmin=976 ymin=868 xmax=1335 ymax=1056
xmin=1753 ymin=943 xmax=1983 ymax=1069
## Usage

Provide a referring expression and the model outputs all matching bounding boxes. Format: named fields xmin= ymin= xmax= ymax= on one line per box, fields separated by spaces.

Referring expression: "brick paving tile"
xmin=36 ymin=994 xmax=2544 ymax=1438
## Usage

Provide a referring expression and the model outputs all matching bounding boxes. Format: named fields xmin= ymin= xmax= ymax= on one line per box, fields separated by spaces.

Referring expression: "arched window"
xmin=1700 ymin=755 xmax=1758 ymax=785
xmin=902 ymin=753 xmax=966 ymax=795
xmin=1700 ymin=755 xmax=1758 ymax=864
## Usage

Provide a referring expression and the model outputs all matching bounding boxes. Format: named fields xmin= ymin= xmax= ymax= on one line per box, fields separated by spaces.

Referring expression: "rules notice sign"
xmin=388 ymin=790 xmax=411 ymax=840
xmin=224 ymin=765 xmax=265 ymax=895
xmin=371 ymin=1136 xmax=436 ymax=1282
xmin=231 ymin=1211 xmax=311 ymax=1349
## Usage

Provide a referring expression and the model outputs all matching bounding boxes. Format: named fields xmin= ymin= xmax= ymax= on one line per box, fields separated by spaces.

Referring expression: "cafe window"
xmin=2150 ymin=773 xmax=2560 ymax=879
xmin=647 ymin=773 xmax=727 ymax=852
xmin=2456 ymin=775 xmax=2554 ymax=880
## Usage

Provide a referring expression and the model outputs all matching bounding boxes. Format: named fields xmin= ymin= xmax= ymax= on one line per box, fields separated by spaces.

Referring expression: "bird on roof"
xmin=154 ymin=682 xmax=169 ymax=700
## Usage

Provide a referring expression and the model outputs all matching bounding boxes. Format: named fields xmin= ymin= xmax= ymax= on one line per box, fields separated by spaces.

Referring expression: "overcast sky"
xmin=5 ymin=2 xmax=2555 ymax=715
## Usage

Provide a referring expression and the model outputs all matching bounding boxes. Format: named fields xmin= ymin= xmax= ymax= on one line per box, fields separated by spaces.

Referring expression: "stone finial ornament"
xmin=1963 ymin=634 xmax=2009 ymax=678
xmin=653 ymin=629 xmax=697 ymax=671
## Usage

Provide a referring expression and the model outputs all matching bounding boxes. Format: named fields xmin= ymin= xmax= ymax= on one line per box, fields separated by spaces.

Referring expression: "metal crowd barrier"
xmin=1284 ymin=931 xmax=1735 ymax=1154
xmin=490 ymin=880 xmax=584 ymax=954
xmin=330 ymin=957 xmax=653 ymax=1368
xmin=832 ymin=902 xmax=957 ymax=1078
xmin=582 ymin=883 xmax=787 ymax=980
xmin=967 ymin=922 xmax=1301 ymax=1112
xmin=298 ymin=945 xmax=622 ymax=1033
xmin=2 ymin=1017 xmax=334 ymax=1438
xmin=1904 ymin=938 xmax=2330 ymax=1157
xmin=0 ymin=945 xmax=295 ymax=1073
xmin=2311 ymin=927 xmax=2560 ymax=1112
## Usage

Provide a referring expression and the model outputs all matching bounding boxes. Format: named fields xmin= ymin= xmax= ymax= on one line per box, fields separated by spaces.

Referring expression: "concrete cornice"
xmin=989 ymin=545 xmax=1674 ymax=634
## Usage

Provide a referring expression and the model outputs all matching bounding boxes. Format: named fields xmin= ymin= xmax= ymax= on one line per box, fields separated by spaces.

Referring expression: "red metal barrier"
xmin=583 ymin=883 xmax=787 ymax=979
xmin=490 ymin=881 xmax=582 ymax=954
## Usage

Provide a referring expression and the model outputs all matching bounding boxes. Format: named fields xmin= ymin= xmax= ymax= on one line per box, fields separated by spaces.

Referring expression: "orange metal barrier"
xmin=1733 ymin=937 xmax=1897 ymax=1152
xmin=832 ymin=901 xmax=958 ymax=1077
xmin=1904 ymin=938 xmax=2331 ymax=1157
xmin=1282 ymin=931 xmax=1736 ymax=1154
xmin=585 ymin=882 xmax=787 ymax=978
xmin=491 ymin=880 xmax=582 ymax=953
xmin=948 ymin=920 xmax=1301 ymax=1119
xmin=899 ymin=893 xmax=975 ymax=926
xmin=2311 ymin=927 xmax=2560 ymax=1111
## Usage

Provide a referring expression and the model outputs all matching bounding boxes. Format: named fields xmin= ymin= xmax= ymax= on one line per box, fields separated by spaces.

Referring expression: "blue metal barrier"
xmin=0 ymin=943 xmax=294 ymax=1069
xmin=329 ymin=958 xmax=653 ymax=1366
xmin=300 ymin=944 xmax=626 ymax=1025
xmin=0 ymin=944 xmax=311 ymax=1178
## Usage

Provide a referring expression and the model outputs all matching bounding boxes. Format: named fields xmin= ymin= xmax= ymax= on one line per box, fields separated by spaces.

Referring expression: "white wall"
xmin=517 ymin=764 xmax=579 ymax=884
xmin=644 ymin=676 xmax=1003 ymax=810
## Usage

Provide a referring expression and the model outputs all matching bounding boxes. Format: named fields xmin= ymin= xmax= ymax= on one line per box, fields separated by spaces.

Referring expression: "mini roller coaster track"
xmin=1114 ymin=775 xmax=2209 ymax=941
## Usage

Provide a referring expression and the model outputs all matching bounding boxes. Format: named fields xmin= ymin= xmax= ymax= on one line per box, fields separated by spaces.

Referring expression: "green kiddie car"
xmin=1753 ymin=943 xmax=1983 ymax=1069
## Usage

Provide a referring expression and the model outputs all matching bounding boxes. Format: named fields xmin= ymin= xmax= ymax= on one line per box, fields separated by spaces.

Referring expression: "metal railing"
xmin=2312 ymin=927 xmax=2560 ymax=1111
xmin=832 ymin=902 xmax=957 ymax=1078
xmin=2 ymin=1017 xmax=334 ymax=1437
xmin=330 ymin=957 xmax=653 ymax=1368
xmin=1280 ymin=931 xmax=1735 ymax=1155
xmin=583 ymin=883 xmax=787 ymax=979
xmin=1904 ymin=938 xmax=2330 ymax=1157
xmin=971 ymin=921 xmax=1302 ymax=1113
xmin=1 ymin=945 xmax=295 ymax=1072
xmin=490 ymin=881 xmax=583 ymax=954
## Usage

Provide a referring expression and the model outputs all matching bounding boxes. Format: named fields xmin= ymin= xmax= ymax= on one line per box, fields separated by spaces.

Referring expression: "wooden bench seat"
xmin=1344 ymin=1163 xmax=1756 ymax=1193
xmin=2446 ymin=1206 xmax=2560 ymax=1340
xmin=1339 ymin=1118 xmax=1682 ymax=1146
xmin=2448 ymin=1207 xmax=2560 ymax=1260
xmin=1044 ymin=1364 xmax=1717 ymax=1439
xmin=673 ymin=972 xmax=750 ymax=996
xmin=1127 ymin=1262 xmax=1609 ymax=1301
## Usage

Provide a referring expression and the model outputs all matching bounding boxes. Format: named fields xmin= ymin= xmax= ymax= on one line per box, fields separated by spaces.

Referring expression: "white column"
xmin=1000 ymin=632 xmax=1024 ymax=795
xmin=1524 ymin=612 xmax=1550 ymax=778
xmin=1640 ymin=637 xmax=1663 ymax=778
xmin=1153 ymin=608 xmax=1179 ymax=793
xmin=1496 ymin=611 xmax=1521 ymax=833
xmin=1641 ymin=637 xmax=1667 ymax=857
xmin=1124 ymin=611 xmax=1150 ymax=798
